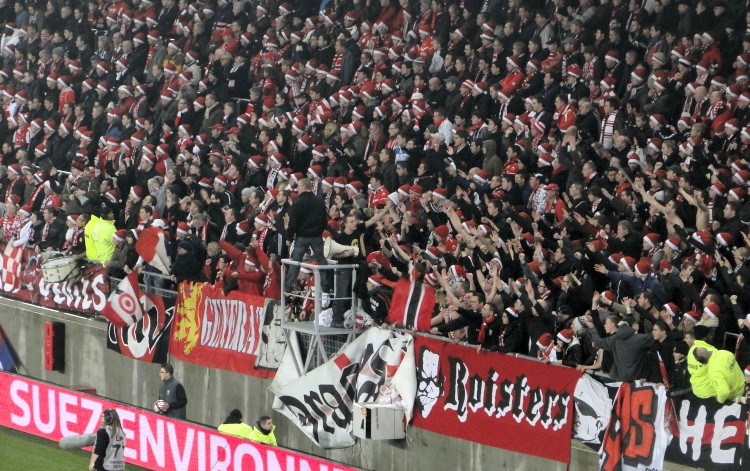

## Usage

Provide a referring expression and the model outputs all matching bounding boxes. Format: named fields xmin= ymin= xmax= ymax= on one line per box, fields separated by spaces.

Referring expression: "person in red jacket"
xmin=218 ymin=239 xmax=264 ymax=295
xmin=57 ymin=76 xmax=76 ymax=113
xmin=554 ymin=95 xmax=576 ymax=132
xmin=376 ymin=0 xmax=401 ymax=31
xmin=252 ymin=239 xmax=281 ymax=300
xmin=543 ymin=183 xmax=566 ymax=224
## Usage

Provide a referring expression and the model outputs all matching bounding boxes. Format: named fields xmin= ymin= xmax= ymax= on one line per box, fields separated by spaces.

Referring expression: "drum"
xmin=41 ymin=256 xmax=82 ymax=283
xmin=39 ymin=251 xmax=64 ymax=264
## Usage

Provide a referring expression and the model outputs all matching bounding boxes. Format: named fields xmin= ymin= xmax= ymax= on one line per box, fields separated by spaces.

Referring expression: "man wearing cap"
xmin=329 ymin=213 xmax=368 ymax=328
xmin=595 ymin=252 xmax=668 ymax=305
xmin=60 ymin=157 xmax=99 ymax=214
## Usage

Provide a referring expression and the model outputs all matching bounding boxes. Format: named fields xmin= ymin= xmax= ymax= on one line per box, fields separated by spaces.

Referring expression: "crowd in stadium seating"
xmin=1 ymin=0 xmax=750 ymax=395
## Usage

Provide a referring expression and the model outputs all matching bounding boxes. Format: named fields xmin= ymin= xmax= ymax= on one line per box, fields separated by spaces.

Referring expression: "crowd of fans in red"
xmin=2 ymin=0 xmax=750 ymax=390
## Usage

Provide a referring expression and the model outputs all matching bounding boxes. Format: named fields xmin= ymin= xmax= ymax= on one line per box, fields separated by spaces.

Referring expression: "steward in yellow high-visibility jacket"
xmin=84 ymin=213 xmax=116 ymax=263
xmin=687 ymin=339 xmax=717 ymax=397
xmin=690 ymin=346 xmax=745 ymax=403
xmin=217 ymin=409 xmax=253 ymax=439
xmin=247 ymin=416 xmax=277 ymax=446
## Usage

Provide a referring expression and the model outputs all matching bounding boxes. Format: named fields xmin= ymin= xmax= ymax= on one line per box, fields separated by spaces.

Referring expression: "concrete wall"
xmin=0 ymin=297 xmax=694 ymax=471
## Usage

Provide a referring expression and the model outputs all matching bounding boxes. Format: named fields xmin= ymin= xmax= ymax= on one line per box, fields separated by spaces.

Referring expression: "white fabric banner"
xmin=270 ymin=328 xmax=416 ymax=448
xmin=573 ymin=374 xmax=619 ymax=445
xmin=599 ymin=382 xmax=670 ymax=471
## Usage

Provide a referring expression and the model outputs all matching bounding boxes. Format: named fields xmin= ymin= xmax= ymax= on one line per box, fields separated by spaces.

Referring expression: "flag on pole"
xmin=135 ymin=227 xmax=171 ymax=274
xmin=101 ymin=271 xmax=144 ymax=327
xmin=1 ymin=243 xmax=24 ymax=292
xmin=388 ymin=277 xmax=435 ymax=331
xmin=657 ymin=351 xmax=679 ymax=436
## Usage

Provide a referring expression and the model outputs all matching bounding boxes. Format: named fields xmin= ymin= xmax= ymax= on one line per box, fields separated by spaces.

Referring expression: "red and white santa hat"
xmin=703 ymin=303 xmax=720 ymax=319
xmin=254 ymin=213 xmax=270 ymax=227
xmin=557 ymin=329 xmax=574 ymax=344
xmin=536 ymin=332 xmax=554 ymax=349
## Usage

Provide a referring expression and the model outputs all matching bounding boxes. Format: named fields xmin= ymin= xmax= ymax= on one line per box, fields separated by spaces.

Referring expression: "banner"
xmin=107 ymin=290 xmax=175 ymax=363
xmin=0 ymin=372 xmax=359 ymax=471
xmin=170 ymin=282 xmax=276 ymax=377
xmin=666 ymin=397 xmax=748 ymax=470
xmin=254 ymin=299 xmax=286 ymax=370
xmin=599 ymin=382 xmax=670 ymax=471
xmin=573 ymin=374 xmax=620 ymax=446
xmin=271 ymin=328 xmax=416 ymax=448
xmin=411 ymin=336 xmax=581 ymax=463
xmin=576 ymin=374 xmax=749 ymax=470
xmin=0 ymin=243 xmax=110 ymax=316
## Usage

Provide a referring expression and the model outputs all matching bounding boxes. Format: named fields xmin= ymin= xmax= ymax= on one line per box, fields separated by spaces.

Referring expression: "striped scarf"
xmin=600 ymin=111 xmax=618 ymax=150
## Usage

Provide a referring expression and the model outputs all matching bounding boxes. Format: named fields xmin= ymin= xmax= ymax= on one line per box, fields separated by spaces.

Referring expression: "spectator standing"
xmin=154 ymin=363 xmax=187 ymax=420
xmin=669 ymin=340 xmax=692 ymax=400
xmin=171 ymin=240 xmax=202 ymax=283
xmin=589 ymin=293 xmax=653 ymax=381
xmin=284 ymin=178 xmax=329 ymax=293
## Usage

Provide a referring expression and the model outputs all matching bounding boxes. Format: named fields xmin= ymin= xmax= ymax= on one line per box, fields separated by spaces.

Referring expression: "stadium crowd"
xmin=1 ymin=0 xmax=750 ymax=401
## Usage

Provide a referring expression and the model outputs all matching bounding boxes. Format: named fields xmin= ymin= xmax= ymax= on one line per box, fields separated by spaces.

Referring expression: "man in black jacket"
xmin=36 ymin=207 xmax=66 ymax=252
xmin=432 ymin=292 xmax=502 ymax=350
xmin=600 ymin=220 xmax=642 ymax=259
xmin=284 ymin=178 xmax=330 ymax=292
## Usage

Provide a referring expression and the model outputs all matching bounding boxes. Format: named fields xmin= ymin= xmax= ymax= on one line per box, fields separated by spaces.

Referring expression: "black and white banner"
xmin=270 ymin=328 xmax=416 ymax=448
xmin=573 ymin=375 xmax=749 ymax=470
xmin=667 ymin=398 xmax=748 ymax=470
xmin=573 ymin=374 xmax=620 ymax=446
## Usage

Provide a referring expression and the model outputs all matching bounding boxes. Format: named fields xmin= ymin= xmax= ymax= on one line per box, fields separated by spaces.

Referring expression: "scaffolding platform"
xmin=280 ymin=259 xmax=360 ymax=374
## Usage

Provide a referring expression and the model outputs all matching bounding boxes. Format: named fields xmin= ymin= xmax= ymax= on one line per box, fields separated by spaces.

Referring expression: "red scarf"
xmin=5 ymin=176 xmax=18 ymax=203
xmin=477 ymin=316 xmax=493 ymax=344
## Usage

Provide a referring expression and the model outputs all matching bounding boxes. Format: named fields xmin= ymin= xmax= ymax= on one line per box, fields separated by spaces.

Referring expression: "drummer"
xmin=63 ymin=213 xmax=89 ymax=260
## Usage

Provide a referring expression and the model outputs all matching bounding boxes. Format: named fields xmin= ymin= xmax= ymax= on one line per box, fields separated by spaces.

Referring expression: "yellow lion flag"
xmin=173 ymin=282 xmax=204 ymax=355
xmin=84 ymin=215 xmax=116 ymax=263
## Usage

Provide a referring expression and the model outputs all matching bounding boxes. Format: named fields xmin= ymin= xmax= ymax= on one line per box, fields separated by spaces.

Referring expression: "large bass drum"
xmin=41 ymin=256 xmax=82 ymax=284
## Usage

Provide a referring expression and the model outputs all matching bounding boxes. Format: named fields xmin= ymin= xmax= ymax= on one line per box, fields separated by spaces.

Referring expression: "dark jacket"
xmin=591 ymin=321 xmax=653 ymax=381
xmin=158 ymin=375 xmax=187 ymax=420
xmin=287 ymin=191 xmax=328 ymax=240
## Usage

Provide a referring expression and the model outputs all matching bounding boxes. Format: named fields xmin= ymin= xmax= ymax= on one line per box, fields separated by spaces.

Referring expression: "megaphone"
xmin=324 ymin=236 xmax=358 ymax=259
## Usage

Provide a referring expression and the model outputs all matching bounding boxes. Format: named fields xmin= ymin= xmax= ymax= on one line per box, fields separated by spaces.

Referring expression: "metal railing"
xmin=280 ymin=259 xmax=360 ymax=374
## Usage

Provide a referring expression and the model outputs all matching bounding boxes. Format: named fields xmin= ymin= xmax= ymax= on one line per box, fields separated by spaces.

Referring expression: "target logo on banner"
xmin=101 ymin=271 xmax=145 ymax=327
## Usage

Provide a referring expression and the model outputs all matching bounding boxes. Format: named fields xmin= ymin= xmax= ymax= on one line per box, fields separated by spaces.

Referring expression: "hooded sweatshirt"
xmin=482 ymin=139 xmax=502 ymax=179
xmin=591 ymin=324 xmax=653 ymax=381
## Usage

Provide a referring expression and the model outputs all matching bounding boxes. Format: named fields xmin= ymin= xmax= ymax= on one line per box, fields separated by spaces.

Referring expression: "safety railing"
xmin=280 ymin=259 xmax=360 ymax=374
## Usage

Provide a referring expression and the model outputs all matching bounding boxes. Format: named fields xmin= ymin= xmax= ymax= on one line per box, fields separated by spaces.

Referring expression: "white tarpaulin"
xmin=270 ymin=327 xmax=416 ymax=448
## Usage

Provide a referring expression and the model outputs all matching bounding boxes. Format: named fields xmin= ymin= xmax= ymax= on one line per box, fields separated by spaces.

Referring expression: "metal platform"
xmin=280 ymin=259 xmax=360 ymax=374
